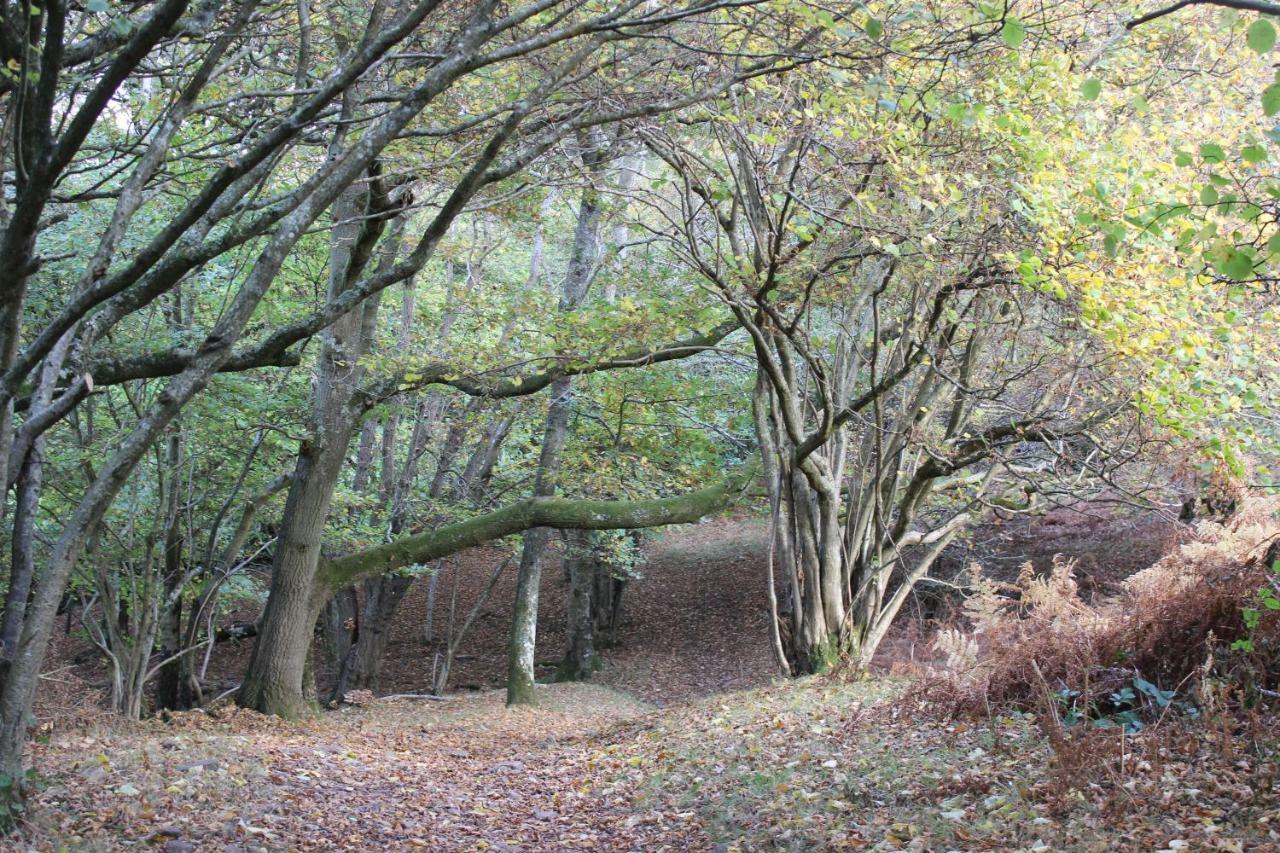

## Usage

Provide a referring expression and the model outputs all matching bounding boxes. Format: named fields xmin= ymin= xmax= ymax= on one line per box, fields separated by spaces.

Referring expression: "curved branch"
xmin=317 ymin=459 xmax=759 ymax=594
xmin=1127 ymin=0 xmax=1280 ymax=28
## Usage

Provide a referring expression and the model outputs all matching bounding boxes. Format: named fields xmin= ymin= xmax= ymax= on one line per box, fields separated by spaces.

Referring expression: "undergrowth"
xmin=915 ymin=496 xmax=1280 ymax=814
xmin=927 ymin=496 xmax=1280 ymax=719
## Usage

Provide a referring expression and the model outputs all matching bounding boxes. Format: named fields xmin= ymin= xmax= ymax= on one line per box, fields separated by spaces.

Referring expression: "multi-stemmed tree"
xmin=635 ymin=16 xmax=1138 ymax=672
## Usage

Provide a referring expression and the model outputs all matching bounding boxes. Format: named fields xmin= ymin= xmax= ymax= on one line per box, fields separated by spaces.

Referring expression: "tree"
xmin=637 ymin=7 xmax=1138 ymax=671
xmin=507 ymin=131 xmax=607 ymax=706
xmin=0 ymin=0 xmax=805 ymax=814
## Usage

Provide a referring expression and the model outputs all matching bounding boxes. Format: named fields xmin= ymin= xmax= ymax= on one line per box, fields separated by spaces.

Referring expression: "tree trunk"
xmin=428 ymin=401 xmax=479 ymax=498
xmin=239 ymin=158 xmax=397 ymax=716
xmin=335 ymin=281 xmax=439 ymax=695
xmin=1 ymin=329 xmax=73 ymax=660
xmin=0 ymin=445 xmax=41 ymax=661
xmin=457 ymin=413 xmax=513 ymax=501
xmin=556 ymin=530 xmax=599 ymax=681
xmin=592 ymin=545 xmax=628 ymax=647
xmin=506 ymin=134 xmax=606 ymax=706
xmin=322 ymin=585 xmax=358 ymax=701
xmin=156 ymin=426 xmax=189 ymax=711
xmin=346 ymin=574 xmax=414 ymax=691
xmin=239 ymin=440 xmax=347 ymax=717
xmin=506 ymin=378 xmax=574 ymax=706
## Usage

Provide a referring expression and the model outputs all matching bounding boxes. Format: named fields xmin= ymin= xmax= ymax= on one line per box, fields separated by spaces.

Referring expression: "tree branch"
xmin=316 ymin=459 xmax=759 ymax=594
xmin=1127 ymin=0 xmax=1280 ymax=29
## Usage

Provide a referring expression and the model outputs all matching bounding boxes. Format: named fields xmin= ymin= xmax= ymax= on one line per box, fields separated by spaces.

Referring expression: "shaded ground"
xmin=323 ymin=514 xmax=779 ymax=705
xmin=592 ymin=516 xmax=777 ymax=704
xmin=939 ymin=502 xmax=1188 ymax=598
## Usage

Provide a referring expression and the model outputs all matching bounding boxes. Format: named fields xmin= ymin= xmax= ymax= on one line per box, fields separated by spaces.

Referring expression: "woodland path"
xmin=590 ymin=515 xmax=779 ymax=705
xmin=339 ymin=515 xmax=781 ymax=705
xmin=24 ymin=517 xmax=787 ymax=849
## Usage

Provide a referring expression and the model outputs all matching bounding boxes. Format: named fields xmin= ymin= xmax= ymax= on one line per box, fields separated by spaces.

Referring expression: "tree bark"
xmin=556 ymin=530 xmax=599 ymax=681
xmin=240 ymin=144 xmax=398 ymax=716
xmin=156 ymin=424 xmax=188 ymax=711
xmin=345 ymin=575 xmax=414 ymax=691
xmin=507 ymin=134 xmax=606 ymax=706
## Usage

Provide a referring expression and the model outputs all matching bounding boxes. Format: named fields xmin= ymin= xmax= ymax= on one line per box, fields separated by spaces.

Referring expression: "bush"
xmin=926 ymin=497 xmax=1280 ymax=721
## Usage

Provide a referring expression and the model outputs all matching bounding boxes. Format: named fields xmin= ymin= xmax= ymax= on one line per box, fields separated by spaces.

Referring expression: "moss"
xmin=319 ymin=460 xmax=759 ymax=593
xmin=505 ymin=671 xmax=538 ymax=707
xmin=794 ymin=635 xmax=849 ymax=675
xmin=553 ymin=652 xmax=602 ymax=683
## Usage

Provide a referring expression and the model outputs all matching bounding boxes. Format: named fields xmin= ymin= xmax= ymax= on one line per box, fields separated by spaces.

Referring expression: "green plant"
xmin=1055 ymin=677 xmax=1199 ymax=734
xmin=0 ymin=769 xmax=34 ymax=831
xmin=1231 ymin=559 xmax=1280 ymax=653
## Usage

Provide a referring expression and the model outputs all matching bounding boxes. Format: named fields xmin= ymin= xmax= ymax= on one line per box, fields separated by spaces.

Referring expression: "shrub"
xmin=926 ymin=497 xmax=1280 ymax=720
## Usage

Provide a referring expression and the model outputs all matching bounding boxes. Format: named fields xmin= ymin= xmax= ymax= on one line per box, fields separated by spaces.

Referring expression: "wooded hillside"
xmin=0 ymin=0 xmax=1277 ymax=845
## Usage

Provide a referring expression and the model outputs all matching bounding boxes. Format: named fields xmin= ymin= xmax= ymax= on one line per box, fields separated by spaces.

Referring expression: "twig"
xmin=207 ymin=683 xmax=241 ymax=706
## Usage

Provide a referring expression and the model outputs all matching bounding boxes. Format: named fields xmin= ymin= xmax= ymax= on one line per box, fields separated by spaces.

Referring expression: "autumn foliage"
xmin=927 ymin=497 xmax=1280 ymax=718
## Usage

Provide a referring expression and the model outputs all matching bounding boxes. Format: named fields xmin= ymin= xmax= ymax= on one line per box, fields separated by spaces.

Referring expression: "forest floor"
xmin=20 ymin=507 xmax=1280 ymax=850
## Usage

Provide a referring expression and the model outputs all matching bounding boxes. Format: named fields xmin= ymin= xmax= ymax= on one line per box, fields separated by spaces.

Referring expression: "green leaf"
xmin=865 ymin=16 xmax=883 ymax=39
xmin=1199 ymin=143 xmax=1226 ymax=163
xmin=1263 ymin=83 xmax=1280 ymax=116
xmin=1247 ymin=18 xmax=1276 ymax=53
xmin=1243 ymin=144 xmax=1269 ymax=163
xmin=1174 ymin=150 xmax=1193 ymax=167
xmin=1080 ymin=78 xmax=1102 ymax=101
xmin=1200 ymin=185 xmax=1219 ymax=206
xmin=1002 ymin=18 xmax=1025 ymax=48
xmin=1217 ymin=247 xmax=1255 ymax=279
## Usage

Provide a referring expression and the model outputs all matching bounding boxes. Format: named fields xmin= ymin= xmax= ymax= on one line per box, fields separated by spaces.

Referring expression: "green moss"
xmin=553 ymin=652 xmax=602 ymax=683
xmin=319 ymin=460 xmax=759 ymax=594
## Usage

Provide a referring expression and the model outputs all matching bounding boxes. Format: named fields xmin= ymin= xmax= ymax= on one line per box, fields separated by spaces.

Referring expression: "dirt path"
xmin=594 ymin=515 xmax=779 ymax=705
xmin=340 ymin=515 xmax=780 ymax=706
xmin=25 ymin=517 xmax=786 ymax=847
xmin=25 ymin=683 xmax=716 ymax=850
